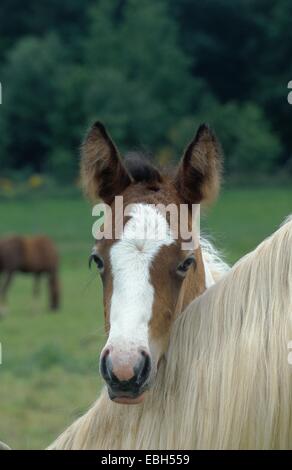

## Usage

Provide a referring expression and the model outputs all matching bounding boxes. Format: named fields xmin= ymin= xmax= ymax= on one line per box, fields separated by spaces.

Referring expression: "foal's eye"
xmin=89 ymin=252 xmax=104 ymax=274
xmin=176 ymin=255 xmax=196 ymax=277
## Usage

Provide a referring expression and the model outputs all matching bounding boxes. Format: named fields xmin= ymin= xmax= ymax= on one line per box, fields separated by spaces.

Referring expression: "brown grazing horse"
xmin=0 ymin=235 xmax=60 ymax=316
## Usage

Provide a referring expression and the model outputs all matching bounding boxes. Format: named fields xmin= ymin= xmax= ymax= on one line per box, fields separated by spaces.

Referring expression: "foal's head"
xmin=81 ymin=122 xmax=221 ymax=404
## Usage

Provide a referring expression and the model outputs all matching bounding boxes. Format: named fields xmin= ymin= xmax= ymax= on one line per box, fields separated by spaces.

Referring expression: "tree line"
xmin=0 ymin=0 xmax=291 ymax=181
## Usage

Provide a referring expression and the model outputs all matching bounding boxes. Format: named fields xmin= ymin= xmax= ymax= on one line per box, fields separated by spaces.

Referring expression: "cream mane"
xmin=49 ymin=218 xmax=292 ymax=449
xmin=200 ymin=237 xmax=230 ymax=283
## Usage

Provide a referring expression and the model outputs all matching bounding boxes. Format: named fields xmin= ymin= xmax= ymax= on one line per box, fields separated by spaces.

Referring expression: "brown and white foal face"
xmin=82 ymin=121 xmax=221 ymax=404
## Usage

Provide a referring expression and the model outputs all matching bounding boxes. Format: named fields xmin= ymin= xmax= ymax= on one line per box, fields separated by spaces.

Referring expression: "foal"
xmin=0 ymin=235 xmax=60 ymax=316
xmin=48 ymin=120 xmax=226 ymax=448
xmin=80 ymin=121 xmax=223 ymax=404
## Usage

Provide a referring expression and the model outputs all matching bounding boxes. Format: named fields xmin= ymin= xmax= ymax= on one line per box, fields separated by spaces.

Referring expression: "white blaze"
xmin=106 ymin=204 xmax=215 ymax=351
xmin=108 ymin=204 xmax=174 ymax=350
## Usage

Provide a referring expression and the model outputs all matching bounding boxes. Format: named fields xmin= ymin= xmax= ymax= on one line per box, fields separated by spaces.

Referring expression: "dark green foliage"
xmin=0 ymin=0 xmax=290 ymax=179
xmin=0 ymin=35 xmax=66 ymax=172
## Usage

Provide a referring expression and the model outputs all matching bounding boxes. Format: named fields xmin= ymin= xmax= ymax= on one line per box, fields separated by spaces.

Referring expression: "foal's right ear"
xmin=175 ymin=124 xmax=222 ymax=205
xmin=81 ymin=122 xmax=132 ymax=204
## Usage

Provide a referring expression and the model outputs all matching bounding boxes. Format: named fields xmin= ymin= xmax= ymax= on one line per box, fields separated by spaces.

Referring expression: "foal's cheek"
xmin=103 ymin=306 xmax=110 ymax=335
xmin=149 ymin=281 xmax=180 ymax=342
xmin=149 ymin=299 xmax=176 ymax=362
xmin=149 ymin=311 xmax=172 ymax=340
xmin=103 ymin=295 xmax=111 ymax=334
xmin=102 ymin=273 xmax=113 ymax=335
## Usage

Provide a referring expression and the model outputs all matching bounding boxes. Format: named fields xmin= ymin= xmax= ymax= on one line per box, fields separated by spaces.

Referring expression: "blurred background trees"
xmin=0 ymin=0 xmax=291 ymax=181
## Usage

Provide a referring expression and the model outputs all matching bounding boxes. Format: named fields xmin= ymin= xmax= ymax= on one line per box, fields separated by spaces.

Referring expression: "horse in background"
xmin=49 ymin=217 xmax=292 ymax=450
xmin=0 ymin=235 xmax=60 ymax=317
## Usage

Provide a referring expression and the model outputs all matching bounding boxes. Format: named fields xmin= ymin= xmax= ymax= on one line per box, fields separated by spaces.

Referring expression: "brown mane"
xmin=124 ymin=153 xmax=163 ymax=185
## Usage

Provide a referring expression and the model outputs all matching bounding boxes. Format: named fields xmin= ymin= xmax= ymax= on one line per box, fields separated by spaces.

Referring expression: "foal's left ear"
xmin=174 ymin=124 xmax=222 ymax=204
xmin=81 ymin=121 xmax=132 ymax=204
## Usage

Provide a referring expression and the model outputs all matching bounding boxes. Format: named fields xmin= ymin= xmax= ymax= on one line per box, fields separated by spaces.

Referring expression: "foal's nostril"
xmin=136 ymin=351 xmax=151 ymax=386
xmin=100 ymin=349 xmax=111 ymax=382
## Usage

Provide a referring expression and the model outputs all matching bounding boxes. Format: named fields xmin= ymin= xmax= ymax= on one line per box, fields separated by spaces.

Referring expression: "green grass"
xmin=204 ymin=187 xmax=292 ymax=263
xmin=0 ymin=187 xmax=291 ymax=448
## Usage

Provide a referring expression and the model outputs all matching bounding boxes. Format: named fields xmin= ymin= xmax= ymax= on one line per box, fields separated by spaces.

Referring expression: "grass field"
xmin=0 ymin=187 xmax=291 ymax=449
